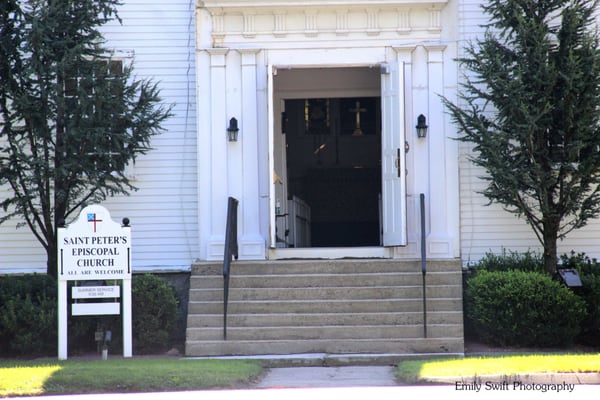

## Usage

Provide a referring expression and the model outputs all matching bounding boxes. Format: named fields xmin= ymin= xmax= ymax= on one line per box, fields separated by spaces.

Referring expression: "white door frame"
xmin=265 ymin=53 xmax=406 ymax=259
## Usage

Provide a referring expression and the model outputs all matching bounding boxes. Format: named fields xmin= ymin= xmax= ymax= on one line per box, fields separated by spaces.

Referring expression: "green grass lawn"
xmin=397 ymin=353 xmax=600 ymax=383
xmin=0 ymin=358 xmax=263 ymax=397
xmin=4 ymin=353 xmax=600 ymax=396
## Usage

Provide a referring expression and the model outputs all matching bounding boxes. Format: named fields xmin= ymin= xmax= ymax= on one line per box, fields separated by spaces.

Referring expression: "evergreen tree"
xmin=0 ymin=0 xmax=172 ymax=277
xmin=444 ymin=0 xmax=600 ymax=274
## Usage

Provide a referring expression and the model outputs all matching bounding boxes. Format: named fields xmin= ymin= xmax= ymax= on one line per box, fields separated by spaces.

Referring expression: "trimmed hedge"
xmin=0 ymin=274 xmax=57 ymax=357
xmin=465 ymin=270 xmax=586 ymax=347
xmin=473 ymin=249 xmax=545 ymax=273
xmin=132 ymin=274 xmax=179 ymax=354
xmin=0 ymin=273 xmax=179 ymax=357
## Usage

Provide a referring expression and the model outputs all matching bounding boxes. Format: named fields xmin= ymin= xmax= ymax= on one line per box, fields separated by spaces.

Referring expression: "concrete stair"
xmin=185 ymin=259 xmax=464 ymax=359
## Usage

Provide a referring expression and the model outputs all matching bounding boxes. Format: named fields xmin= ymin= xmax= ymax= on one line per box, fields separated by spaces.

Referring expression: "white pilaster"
xmin=226 ymin=49 xmax=243 ymax=202
xmin=411 ymin=45 xmax=430 ymax=200
xmin=197 ymin=49 xmax=212 ymax=260
xmin=444 ymin=42 xmax=461 ymax=258
xmin=425 ymin=44 xmax=454 ymax=257
xmin=240 ymin=49 xmax=266 ymax=259
xmin=255 ymin=57 xmax=271 ymax=248
xmin=206 ymin=48 xmax=229 ymax=260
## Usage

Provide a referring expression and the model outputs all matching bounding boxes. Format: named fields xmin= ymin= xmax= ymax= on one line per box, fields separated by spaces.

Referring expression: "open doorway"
xmin=271 ymin=65 xmax=407 ymax=250
xmin=283 ymin=95 xmax=382 ymax=247
xmin=270 ymin=65 xmax=406 ymax=251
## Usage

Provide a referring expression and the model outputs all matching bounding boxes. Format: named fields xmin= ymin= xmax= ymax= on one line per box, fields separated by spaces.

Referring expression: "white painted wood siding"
xmin=458 ymin=0 xmax=600 ymax=265
xmin=0 ymin=0 xmax=198 ymax=273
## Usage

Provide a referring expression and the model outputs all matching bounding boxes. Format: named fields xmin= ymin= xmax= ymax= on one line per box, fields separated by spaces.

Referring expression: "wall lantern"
xmin=227 ymin=117 xmax=239 ymax=142
xmin=416 ymin=114 xmax=428 ymax=138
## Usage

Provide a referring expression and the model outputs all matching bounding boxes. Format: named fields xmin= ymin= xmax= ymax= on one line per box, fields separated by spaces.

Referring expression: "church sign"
xmin=58 ymin=206 xmax=131 ymax=280
xmin=57 ymin=204 xmax=132 ymax=360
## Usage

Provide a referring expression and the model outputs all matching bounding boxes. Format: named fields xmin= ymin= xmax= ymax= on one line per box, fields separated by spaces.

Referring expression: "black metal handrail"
xmin=420 ymin=193 xmax=427 ymax=338
xmin=223 ymin=197 xmax=239 ymax=340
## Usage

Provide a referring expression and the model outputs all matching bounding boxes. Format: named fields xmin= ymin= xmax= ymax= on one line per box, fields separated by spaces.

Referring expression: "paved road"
xmin=14 ymin=385 xmax=599 ymax=400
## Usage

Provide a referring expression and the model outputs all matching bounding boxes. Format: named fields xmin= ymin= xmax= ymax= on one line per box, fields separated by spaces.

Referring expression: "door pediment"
xmin=199 ymin=0 xmax=447 ymax=8
xmin=198 ymin=0 xmax=448 ymax=47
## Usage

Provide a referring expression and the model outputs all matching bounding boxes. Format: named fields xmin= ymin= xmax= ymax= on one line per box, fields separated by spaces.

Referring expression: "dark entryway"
xmin=284 ymin=97 xmax=382 ymax=247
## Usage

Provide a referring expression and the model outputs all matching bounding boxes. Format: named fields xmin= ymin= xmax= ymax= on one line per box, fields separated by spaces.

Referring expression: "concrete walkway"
xmin=253 ymin=365 xmax=600 ymax=389
xmin=255 ymin=366 xmax=398 ymax=388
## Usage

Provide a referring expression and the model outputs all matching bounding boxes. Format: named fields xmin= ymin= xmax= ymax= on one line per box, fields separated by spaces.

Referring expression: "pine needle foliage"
xmin=443 ymin=0 xmax=600 ymax=273
xmin=0 ymin=0 xmax=172 ymax=277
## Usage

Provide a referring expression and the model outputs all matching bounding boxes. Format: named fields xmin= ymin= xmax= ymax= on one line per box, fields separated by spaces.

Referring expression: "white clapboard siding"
xmin=0 ymin=0 xmax=198 ymax=273
xmin=458 ymin=1 xmax=600 ymax=264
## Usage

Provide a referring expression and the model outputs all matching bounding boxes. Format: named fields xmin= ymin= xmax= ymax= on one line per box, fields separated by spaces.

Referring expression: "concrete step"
xmin=190 ymin=271 xmax=461 ymax=289
xmin=192 ymin=259 xmax=461 ymax=275
xmin=188 ymin=311 xmax=464 ymax=327
xmin=185 ymin=337 xmax=464 ymax=356
xmin=188 ymin=298 xmax=462 ymax=314
xmin=188 ymin=353 xmax=459 ymax=367
xmin=186 ymin=324 xmax=464 ymax=341
xmin=189 ymin=285 xmax=461 ymax=301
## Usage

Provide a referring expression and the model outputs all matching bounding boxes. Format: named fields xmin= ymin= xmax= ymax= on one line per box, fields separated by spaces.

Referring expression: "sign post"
xmin=57 ymin=204 xmax=132 ymax=360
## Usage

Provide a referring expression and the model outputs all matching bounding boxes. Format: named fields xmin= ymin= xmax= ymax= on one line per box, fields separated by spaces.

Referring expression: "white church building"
xmin=2 ymin=0 xmax=600 ymax=357
xmin=3 ymin=0 xmax=600 ymax=273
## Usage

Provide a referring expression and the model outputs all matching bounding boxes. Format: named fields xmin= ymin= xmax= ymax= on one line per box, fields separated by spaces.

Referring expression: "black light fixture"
xmin=227 ymin=117 xmax=239 ymax=142
xmin=416 ymin=114 xmax=428 ymax=138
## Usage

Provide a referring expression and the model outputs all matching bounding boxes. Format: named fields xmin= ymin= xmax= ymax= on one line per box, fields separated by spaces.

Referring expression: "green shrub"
xmin=579 ymin=273 xmax=600 ymax=341
xmin=0 ymin=273 xmax=180 ymax=357
xmin=132 ymin=274 xmax=179 ymax=354
xmin=475 ymin=248 xmax=544 ymax=272
xmin=559 ymin=252 xmax=600 ymax=343
xmin=465 ymin=270 xmax=586 ymax=347
xmin=68 ymin=275 xmax=180 ymax=355
xmin=0 ymin=274 xmax=57 ymax=357
xmin=559 ymin=251 xmax=598 ymax=271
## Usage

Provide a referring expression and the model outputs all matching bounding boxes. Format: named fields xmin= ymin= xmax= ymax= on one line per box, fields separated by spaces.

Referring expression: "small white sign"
xmin=72 ymin=302 xmax=121 ymax=316
xmin=72 ymin=286 xmax=120 ymax=299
